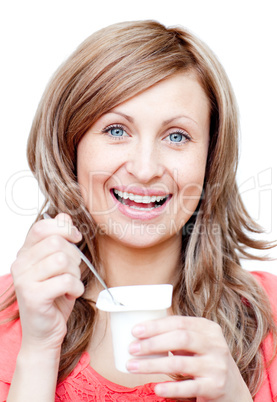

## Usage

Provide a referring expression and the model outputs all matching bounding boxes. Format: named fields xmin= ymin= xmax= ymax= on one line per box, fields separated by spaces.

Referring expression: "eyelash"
xmin=102 ymin=124 xmax=191 ymax=144
xmin=101 ymin=124 xmax=127 ymax=140
xmin=165 ymin=130 xmax=191 ymax=145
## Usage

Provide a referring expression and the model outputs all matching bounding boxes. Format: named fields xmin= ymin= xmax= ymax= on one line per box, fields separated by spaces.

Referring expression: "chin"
xmin=97 ymin=228 xmax=170 ymax=249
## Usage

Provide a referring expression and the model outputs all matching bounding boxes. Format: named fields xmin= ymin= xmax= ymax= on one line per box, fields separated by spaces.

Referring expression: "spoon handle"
xmin=42 ymin=213 xmax=120 ymax=305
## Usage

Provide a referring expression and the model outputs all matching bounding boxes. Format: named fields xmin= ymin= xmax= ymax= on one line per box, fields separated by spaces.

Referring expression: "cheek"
xmin=76 ymin=163 xmax=93 ymax=208
xmin=178 ymin=182 xmax=203 ymax=217
xmin=174 ymin=157 xmax=207 ymax=216
xmin=76 ymin=144 xmax=123 ymax=215
xmin=77 ymin=144 xmax=103 ymax=208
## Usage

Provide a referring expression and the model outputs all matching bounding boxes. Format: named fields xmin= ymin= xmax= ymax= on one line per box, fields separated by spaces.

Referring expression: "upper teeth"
xmin=114 ymin=189 xmax=168 ymax=204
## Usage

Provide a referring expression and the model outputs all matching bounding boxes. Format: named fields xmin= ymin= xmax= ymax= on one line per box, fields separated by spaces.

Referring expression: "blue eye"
xmin=102 ymin=124 xmax=128 ymax=139
xmin=169 ymin=133 xmax=184 ymax=142
xmin=165 ymin=131 xmax=191 ymax=144
xmin=110 ymin=127 xmax=125 ymax=137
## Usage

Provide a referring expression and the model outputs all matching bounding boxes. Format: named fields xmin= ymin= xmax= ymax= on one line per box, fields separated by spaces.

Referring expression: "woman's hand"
xmin=127 ymin=316 xmax=253 ymax=401
xmin=11 ymin=213 xmax=84 ymax=354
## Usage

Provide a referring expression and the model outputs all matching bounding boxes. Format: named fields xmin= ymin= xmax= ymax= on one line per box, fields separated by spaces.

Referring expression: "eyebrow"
xmin=110 ymin=111 xmax=134 ymax=123
xmin=163 ymin=115 xmax=198 ymax=127
xmin=108 ymin=111 xmax=199 ymax=127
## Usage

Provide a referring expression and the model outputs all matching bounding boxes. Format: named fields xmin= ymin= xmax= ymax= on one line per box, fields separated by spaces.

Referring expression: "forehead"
xmin=108 ymin=73 xmax=210 ymax=129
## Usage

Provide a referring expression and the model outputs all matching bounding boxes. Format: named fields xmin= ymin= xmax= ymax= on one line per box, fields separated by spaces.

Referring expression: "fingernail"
xmin=129 ymin=342 xmax=141 ymax=354
xmin=126 ymin=360 xmax=139 ymax=372
xmin=132 ymin=325 xmax=145 ymax=337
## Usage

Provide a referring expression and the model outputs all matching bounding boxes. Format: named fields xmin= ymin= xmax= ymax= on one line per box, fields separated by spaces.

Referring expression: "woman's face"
xmin=77 ymin=73 xmax=210 ymax=248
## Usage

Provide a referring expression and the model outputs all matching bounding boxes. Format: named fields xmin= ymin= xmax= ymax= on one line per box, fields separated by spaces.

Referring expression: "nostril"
xmin=125 ymin=161 xmax=164 ymax=183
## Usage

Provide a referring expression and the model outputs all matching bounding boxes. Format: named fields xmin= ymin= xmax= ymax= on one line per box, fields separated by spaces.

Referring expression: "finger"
xmin=22 ymin=213 xmax=82 ymax=250
xmin=42 ymin=273 xmax=85 ymax=301
xmin=126 ymin=355 xmax=202 ymax=377
xmin=14 ymin=273 xmax=85 ymax=317
xmin=22 ymin=234 xmax=81 ymax=267
xmin=132 ymin=316 xmax=221 ymax=340
xmin=12 ymin=235 xmax=81 ymax=280
xmin=33 ymin=251 xmax=81 ymax=282
xmin=55 ymin=212 xmax=73 ymax=224
xmin=129 ymin=329 xmax=207 ymax=356
xmin=154 ymin=378 xmax=210 ymax=399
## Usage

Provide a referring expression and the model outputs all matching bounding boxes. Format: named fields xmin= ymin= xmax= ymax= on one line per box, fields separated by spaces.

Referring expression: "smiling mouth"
xmin=112 ymin=189 xmax=170 ymax=210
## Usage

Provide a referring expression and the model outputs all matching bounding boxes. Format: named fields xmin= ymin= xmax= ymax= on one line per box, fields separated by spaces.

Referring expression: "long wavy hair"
xmin=1 ymin=20 xmax=276 ymax=397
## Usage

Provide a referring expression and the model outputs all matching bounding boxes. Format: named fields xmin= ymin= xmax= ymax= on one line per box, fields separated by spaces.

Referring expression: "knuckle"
xmin=169 ymin=356 xmax=184 ymax=373
xmin=54 ymin=251 xmax=69 ymax=268
xmin=167 ymin=381 xmax=182 ymax=396
xmin=179 ymin=330 xmax=188 ymax=346
xmin=10 ymin=257 xmax=26 ymax=280
xmin=47 ymin=235 xmax=64 ymax=251
xmin=144 ymin=338 xmax=155 ymax=353
xmin=63 ymin=273 xmax=74 ymax=287
xmin=16 ymin=282 xmax=37 ymax=308
xmin=220 ymin=344 xmax=230 ymax=359
xmin=206 ymin=356 xmax=228 ymax=394
xmin=31 ymin=220 xmax=46 ymax=237
xmin=65 ymin=275 xmax=84 ymax=296
xmin=10 ymin=259 xmax=20 ymax=276
xmin=176 ymin=316 xmax=187 ymax=330
xmin=77 ymin=281 xmax=85 ymax=296
xmin=216 ymin=374 xmax=227 ymax=394
xmin=16 ymin=246 xmax=26 ymax=258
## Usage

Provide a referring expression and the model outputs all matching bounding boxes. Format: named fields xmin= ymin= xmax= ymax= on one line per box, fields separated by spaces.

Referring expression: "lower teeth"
xmin=121 ymin=199 xmax=157 ymax=211
xmin=129 ymin=205 xmax=155 ymax=211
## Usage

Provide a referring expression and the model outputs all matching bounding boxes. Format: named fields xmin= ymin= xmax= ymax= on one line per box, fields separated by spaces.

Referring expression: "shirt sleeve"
xmin=251 ymin=271 xmax=277 ymax=401
xmin=0 ymin=381 xmax=10 ymax=402
xmin=0 ymin=274 xmax=21 ymax=401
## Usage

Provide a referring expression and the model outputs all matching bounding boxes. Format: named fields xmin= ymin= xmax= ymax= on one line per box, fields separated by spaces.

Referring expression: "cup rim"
xmin=96 ymin=283 xmax=173 ymax=312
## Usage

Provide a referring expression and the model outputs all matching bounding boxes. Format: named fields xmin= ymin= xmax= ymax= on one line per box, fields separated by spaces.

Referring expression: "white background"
xmin=0 ymin=0 xmax=276 ymax=276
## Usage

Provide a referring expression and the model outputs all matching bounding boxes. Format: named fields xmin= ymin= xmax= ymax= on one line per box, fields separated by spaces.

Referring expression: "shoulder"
xmin=251 ymin=270 xmax=277 ymax=290
xmin=250 ymin=271 xmax=277 ymax=315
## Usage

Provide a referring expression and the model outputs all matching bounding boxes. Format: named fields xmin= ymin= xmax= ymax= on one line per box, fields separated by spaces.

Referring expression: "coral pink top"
xmin=0 ymin=272 xmax=277 ymax=401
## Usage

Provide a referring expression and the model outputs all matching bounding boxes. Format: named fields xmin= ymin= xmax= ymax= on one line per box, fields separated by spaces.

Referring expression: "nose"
xmin=125 ymin=139 xmax=165 ymax=183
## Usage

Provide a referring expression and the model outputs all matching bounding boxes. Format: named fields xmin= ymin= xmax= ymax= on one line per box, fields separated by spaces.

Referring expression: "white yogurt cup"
xmin=96 ymin=284 xmax=173 ymax=372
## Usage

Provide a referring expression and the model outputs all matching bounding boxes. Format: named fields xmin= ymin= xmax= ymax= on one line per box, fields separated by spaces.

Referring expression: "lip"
xmin=110 ymin=188 xmax=172 ymax=221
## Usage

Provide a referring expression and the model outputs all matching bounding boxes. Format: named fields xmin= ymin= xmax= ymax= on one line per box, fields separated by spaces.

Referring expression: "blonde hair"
xmin=2 ymin=20 xmax=277 ymax=396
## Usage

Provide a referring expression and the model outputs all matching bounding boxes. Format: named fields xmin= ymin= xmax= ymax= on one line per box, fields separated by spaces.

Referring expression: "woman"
xmin=0 ymin=20 xmax=276 ymax=401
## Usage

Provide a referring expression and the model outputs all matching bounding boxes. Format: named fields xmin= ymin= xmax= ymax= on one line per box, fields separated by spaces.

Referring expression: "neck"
xmin=96 ymin=234 xmax=182 ymax=289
